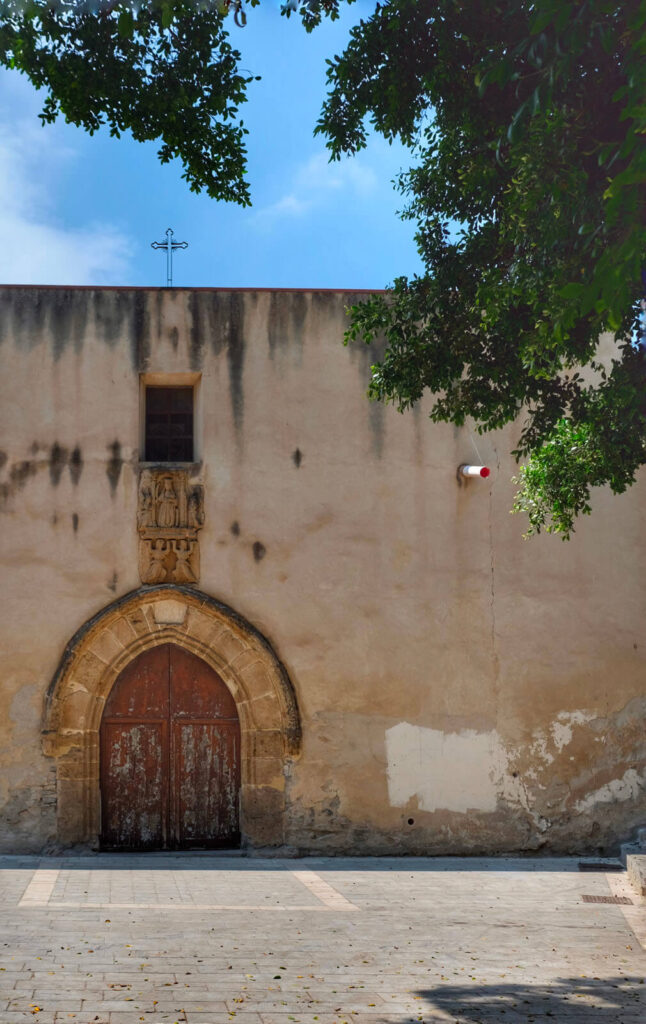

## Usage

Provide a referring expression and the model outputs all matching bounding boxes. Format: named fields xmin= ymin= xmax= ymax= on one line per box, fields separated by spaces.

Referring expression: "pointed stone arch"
xmin=43 ymin=586 xmax=301 ymax=849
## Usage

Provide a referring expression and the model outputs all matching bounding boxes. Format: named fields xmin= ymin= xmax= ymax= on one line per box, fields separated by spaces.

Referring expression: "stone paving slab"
xmin=0 ymin=855 xmax=645 ymax=1023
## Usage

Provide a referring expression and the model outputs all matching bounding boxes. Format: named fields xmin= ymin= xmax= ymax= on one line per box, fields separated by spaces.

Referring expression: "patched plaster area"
xmin=385 ymin=722 xmax=508 ymax=813
xmin=517 ymin=708 xmax=601 ymax=781
xmin=550 ymin=710 xmax=597 ymax=753
xmin=574 ymin=767 xmax=646 ymax=814
xmin=385 ymin=708 xmax=645 ymax=830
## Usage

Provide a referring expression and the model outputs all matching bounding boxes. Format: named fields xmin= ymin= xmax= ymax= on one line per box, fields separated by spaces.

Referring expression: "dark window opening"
xmin=145 ymin=386 xmax=194 ymax=462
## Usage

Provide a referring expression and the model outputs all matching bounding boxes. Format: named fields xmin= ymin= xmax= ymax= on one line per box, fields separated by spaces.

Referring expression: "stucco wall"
xmin=1 ymin=285 xmax=645 ymax=854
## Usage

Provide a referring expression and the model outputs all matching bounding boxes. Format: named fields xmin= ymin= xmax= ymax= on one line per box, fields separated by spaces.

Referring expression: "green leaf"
xmin=117 ymin=9 xmax=134 ymax=38
xmin=559 ymin=283 xmax=584 ymax=299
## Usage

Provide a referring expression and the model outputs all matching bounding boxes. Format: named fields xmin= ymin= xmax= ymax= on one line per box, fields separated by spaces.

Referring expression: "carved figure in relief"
xmin=138 ymin=469 xmax=203 ymax=586
xmin=138 ymin=487 xmax=155 ymax=529
xmin=173 ymin=539 xmax=196 ymax=583
xmin=156 ymin=476 xmax=179 ymax=528
xmin=147 ymin=540 xmax=168 ymax=583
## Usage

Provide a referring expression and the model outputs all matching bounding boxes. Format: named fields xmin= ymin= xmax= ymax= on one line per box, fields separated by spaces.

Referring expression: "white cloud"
xmin=253 ymin=150 xmax=379 ymax=228
xmin=0 ymin=79 xmax=133 ymax=285
xmin=259 ymin=193 xmax=313 ymax=219
xmin=294 ymin=151 xmax=378 ymax=194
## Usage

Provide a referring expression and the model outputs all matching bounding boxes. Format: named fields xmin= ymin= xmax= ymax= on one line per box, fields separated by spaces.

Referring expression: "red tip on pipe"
xmin=480 ymin=466 xmax=491 ymax=478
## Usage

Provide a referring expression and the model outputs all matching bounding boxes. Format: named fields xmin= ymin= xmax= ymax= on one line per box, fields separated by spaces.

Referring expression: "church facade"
xmin=1 ymin=284 xmax=645 ymax=854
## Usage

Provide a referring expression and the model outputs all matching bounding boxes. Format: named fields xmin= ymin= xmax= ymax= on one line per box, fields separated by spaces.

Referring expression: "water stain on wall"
xmin=10 ymin=461 xmax=36 ymax=490
xmin=188 ymin=291 xmax=210 ymax=370
xmin=0 ymin=459 xmax=36 ymax=506
xmin=3 ymin=289 xmax=49 ymax=353
xmin=49 ymin=443 xmax=68 ymax=487
xmin=129 ymin=291 xmax=151 ymax=371
xmin=69 ymin=447 xmax=83 ymax=486
xmin=226 ymin=293 xmax=246 ymax=435
xmin=267 ymin=292 xmax=307 ymax=362
xmin=356 ymin=337 xmax=385 ymax=459
xmin=49 ymin=290 xmax=90 ymax=361
xmin=267 ymin=293 xmax=289 ymax=358
xmin=106 ymin=441 xmax=123 ymax=495
xmin=93 ymin=291 xmax=131 ymax=350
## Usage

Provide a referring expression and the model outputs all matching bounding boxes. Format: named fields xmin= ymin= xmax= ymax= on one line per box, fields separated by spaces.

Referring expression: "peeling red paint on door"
xmin=100 ymin=644 xmax=240 ymax=850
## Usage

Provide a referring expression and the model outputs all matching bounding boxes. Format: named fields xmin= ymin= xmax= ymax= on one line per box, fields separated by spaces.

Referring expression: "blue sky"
xmin=0 ymin=1 xmax=422 ymax=288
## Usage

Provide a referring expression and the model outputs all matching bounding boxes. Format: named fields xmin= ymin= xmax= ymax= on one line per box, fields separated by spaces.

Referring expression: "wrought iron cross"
xmin=151 ymin=228 xmax=188 ymax=287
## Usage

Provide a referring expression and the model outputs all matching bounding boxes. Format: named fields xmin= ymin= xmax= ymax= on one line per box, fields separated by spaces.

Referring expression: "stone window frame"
xmin=42 ymin=586 xmax=301 ymax=850
xmin=139 ymin=372 xmax=202 ymax=467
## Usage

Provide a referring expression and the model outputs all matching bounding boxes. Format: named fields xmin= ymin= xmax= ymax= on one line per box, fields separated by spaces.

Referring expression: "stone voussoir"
xmin=107 ymin=616 xmax=139 ymax=650
xmin=86 ymin=628 xmax=125 ymax=666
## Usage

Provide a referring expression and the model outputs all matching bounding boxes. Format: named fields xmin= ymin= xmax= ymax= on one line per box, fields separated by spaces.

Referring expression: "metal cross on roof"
xmin=151 ymin=228 xmax=188 ymax=287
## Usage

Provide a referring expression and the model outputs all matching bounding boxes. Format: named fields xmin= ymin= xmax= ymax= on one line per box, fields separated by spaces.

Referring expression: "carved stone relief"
xmin=138 ymin=469 xmax=204 ymax=585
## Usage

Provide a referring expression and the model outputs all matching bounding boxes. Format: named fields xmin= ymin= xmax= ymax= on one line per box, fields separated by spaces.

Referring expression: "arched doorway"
xmin=43 ymin=586 xmax=301 ymax=849
xmin=100 ymin=644 xmax=240 ymax=850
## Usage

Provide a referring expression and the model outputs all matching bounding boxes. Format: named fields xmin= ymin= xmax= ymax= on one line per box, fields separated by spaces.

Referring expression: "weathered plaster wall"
xmin=1 ymin=286 xmax=645 ymax=854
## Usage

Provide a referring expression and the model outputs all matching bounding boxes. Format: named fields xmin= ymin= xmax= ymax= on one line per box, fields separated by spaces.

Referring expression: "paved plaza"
xmin=0 ymin=854 xmax=645 ymax=1024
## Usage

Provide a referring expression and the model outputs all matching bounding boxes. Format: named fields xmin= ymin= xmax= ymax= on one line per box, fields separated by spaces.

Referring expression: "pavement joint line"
xmin=289 ymin=868 xmax=359 ymax=911
xmin=606 ymin=871 xmax=646 ymax=951
xmin=13 ymin=859 xmax=355 ymax=912
xmin=19 ymin=901 xmax=359 ymax=911
xmin=17 ymin=862 xmax=61 ymax=907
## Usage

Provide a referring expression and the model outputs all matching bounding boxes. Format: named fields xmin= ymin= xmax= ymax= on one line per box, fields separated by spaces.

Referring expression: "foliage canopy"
xmin=316 ymin=0 xmax=646 ymax=536
xmin=0 ymin=0 xmax=262 ymax=203
xmin=2 ymin=0 xmax=645 ymax=535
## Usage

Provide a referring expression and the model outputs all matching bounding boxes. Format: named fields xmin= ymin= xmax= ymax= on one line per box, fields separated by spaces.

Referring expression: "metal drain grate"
xmin=581 ymin=894 xmax=633 ymax=905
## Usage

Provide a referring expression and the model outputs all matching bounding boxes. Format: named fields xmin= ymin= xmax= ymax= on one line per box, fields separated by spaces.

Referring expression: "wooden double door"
xmin=100 ymin=643 xmax=240 ymax=850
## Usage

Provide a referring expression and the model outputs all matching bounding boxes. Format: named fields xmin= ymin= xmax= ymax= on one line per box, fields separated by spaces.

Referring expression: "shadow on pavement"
xmin=0 ymin=854 xmax=597 ymax=871
xmin=414 ymin=974 xmax=645 ymax=1021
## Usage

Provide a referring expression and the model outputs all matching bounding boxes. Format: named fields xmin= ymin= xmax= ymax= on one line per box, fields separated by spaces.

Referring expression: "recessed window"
xmin=145 ymin=386 xmax=194 ymax=462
